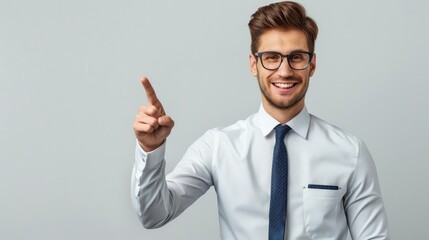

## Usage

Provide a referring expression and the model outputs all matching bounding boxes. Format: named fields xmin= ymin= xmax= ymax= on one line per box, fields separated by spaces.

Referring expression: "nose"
xmin=276 ymin=57 xmax=293 ymax=77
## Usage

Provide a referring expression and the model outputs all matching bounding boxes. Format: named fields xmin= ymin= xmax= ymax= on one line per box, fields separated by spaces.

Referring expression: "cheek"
xmin=259 ymin=72 xmax=272 ymax=85
xmin=301 ymin=70 xmax=312 ymax=81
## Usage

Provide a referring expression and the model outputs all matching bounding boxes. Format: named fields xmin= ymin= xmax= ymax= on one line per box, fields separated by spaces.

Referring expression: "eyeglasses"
xmin=254 ymin=51 xmax=314 ymax=71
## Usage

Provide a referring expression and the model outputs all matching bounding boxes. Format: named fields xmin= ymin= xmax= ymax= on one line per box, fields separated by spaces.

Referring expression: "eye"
xmin=289 ymin=53 xmax=305 ymax=62
xmin=263 ymin=53 xmax=281 ymax=62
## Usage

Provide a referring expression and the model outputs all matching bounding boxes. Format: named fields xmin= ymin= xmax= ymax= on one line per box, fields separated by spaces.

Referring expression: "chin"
xmin=268 ymin=95 xmax=305 ymax=110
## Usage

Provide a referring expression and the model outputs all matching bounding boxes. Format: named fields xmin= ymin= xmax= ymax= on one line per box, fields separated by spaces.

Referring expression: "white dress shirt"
xmin=131 ymin=105 xmax=389 ymax=239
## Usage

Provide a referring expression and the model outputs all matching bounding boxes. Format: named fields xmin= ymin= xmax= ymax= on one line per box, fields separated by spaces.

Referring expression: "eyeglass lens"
xmin=261 ymin=52 xmax=311 ymax=70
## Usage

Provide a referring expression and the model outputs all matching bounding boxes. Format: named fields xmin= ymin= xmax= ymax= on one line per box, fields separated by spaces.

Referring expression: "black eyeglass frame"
xmin=254 ymin=50 xmax=314 ymax=71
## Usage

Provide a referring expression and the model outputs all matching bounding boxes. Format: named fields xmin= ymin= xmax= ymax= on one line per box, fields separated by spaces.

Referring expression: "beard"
xmin=257 ymin=74 xmax=309 ymax=110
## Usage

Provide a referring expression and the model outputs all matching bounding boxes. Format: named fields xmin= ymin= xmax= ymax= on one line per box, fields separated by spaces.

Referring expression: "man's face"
xmin=249 ymin=29 xmax=316 ymax=112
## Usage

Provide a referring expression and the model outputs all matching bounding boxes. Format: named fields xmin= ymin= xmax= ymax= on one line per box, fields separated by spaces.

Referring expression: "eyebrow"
xmin=257 ymin=49 xmax=310 ymax=55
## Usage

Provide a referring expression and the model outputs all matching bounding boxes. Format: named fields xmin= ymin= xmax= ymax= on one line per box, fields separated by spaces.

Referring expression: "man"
xmin=131 ymin=1 xmax=389 ymax=239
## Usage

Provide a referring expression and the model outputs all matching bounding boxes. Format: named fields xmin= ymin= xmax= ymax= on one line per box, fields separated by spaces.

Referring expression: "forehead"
xmin=257 ymin=29 xmax=309 ymax=53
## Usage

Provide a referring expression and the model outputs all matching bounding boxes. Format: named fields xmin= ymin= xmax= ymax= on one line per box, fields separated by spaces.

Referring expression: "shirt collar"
xmin=257 ymin=104 xmax=310 ymax=139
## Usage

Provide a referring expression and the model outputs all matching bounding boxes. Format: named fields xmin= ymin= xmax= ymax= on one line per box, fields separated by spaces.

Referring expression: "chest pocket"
xmin=302 ymin=187 xmax=347 ymax=239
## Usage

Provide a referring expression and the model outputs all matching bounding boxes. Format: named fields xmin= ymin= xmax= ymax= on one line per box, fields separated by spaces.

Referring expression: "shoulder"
xmin=187 ymin=113 xmax=258 ymax=158
xmin=203 ymin=112 xmax=259 ymax=141
xmin=309 ymin=114 xmax=362 ymax=155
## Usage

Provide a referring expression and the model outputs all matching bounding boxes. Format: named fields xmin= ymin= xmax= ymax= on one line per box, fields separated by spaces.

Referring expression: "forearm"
xmin=131 ymin=142 xmax=172 ymax=228
xmin=131 ymin=132 xmax=214 ymax=229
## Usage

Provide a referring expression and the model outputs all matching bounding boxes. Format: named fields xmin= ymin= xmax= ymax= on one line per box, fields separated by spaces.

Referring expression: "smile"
xmin=273 ymin=82 xmax=296 ymax=89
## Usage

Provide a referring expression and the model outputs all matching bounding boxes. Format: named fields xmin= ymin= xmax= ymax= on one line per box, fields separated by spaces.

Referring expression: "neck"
xmin=262 ymin=98 xmax=305 ymax=124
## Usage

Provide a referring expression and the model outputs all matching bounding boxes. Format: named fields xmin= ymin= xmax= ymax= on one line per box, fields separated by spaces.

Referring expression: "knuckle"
xmin=147 ymin=106 xmax=157 ymax=115
xmin=150 ymin=118 xmax=159 ymax=125
xmin=145 ymin=125 xmax=154 ymax=133
xmin=145 ymin=118 xmax=155 ymax=126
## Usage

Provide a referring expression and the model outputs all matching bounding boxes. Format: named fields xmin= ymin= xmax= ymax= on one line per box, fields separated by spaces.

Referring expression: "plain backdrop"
xmin=1 ymin=0 xmax=428 ymax=239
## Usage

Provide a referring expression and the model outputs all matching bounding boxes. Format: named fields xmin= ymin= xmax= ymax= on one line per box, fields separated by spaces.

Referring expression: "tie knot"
xmin=274 ymin=124 xmax=291 ymax=141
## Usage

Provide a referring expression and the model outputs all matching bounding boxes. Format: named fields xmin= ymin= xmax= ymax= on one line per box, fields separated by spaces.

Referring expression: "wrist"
xmin=139 ymin=140 xmax=164 ymax=152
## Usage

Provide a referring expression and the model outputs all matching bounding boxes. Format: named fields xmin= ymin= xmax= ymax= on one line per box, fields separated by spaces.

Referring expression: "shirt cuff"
xmin=134 ymin=140 xmax=166 ymax=171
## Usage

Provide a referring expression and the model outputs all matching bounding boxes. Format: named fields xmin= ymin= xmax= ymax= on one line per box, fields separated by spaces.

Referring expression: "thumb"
xmin=158 ymin=115 xmax=175 ymax=128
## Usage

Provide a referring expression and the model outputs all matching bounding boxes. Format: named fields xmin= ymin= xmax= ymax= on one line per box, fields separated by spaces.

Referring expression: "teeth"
xmin=274 ymin=83 xmax=294 ymax=89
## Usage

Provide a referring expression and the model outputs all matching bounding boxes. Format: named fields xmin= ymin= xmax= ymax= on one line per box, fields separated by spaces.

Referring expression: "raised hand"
xmin=133 ymin=76 xmax=175 ymax=152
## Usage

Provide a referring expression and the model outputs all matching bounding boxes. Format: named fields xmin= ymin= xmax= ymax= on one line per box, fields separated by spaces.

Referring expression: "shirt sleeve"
xmin=131 ymin=131 xmax=215 ymax=229
xmin=344 ymin=139 xmax=390 ymax=239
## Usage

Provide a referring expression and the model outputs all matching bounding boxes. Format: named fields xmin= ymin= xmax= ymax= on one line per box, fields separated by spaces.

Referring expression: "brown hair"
xmin=248 ymin=1 xmax=318 ymax=53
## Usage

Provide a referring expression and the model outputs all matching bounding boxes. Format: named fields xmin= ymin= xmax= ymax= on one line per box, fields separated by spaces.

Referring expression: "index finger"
xmin=140 ymin=76 xmax=160 ymax=105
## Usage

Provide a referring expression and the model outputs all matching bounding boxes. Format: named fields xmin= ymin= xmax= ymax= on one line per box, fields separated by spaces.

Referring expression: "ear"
xmin=249 ymin=53 xmax=258 ymax=76
xmin=309 ymin=53 xmax=317 ymax=77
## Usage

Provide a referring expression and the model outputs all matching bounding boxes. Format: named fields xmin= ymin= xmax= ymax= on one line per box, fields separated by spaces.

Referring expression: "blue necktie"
xmin=269 ymin=124 xmax=291 ymax=240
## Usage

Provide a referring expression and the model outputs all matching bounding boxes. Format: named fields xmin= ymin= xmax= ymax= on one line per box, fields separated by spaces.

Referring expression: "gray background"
xmin=1 ymin=0 xmax=428 ymax=239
